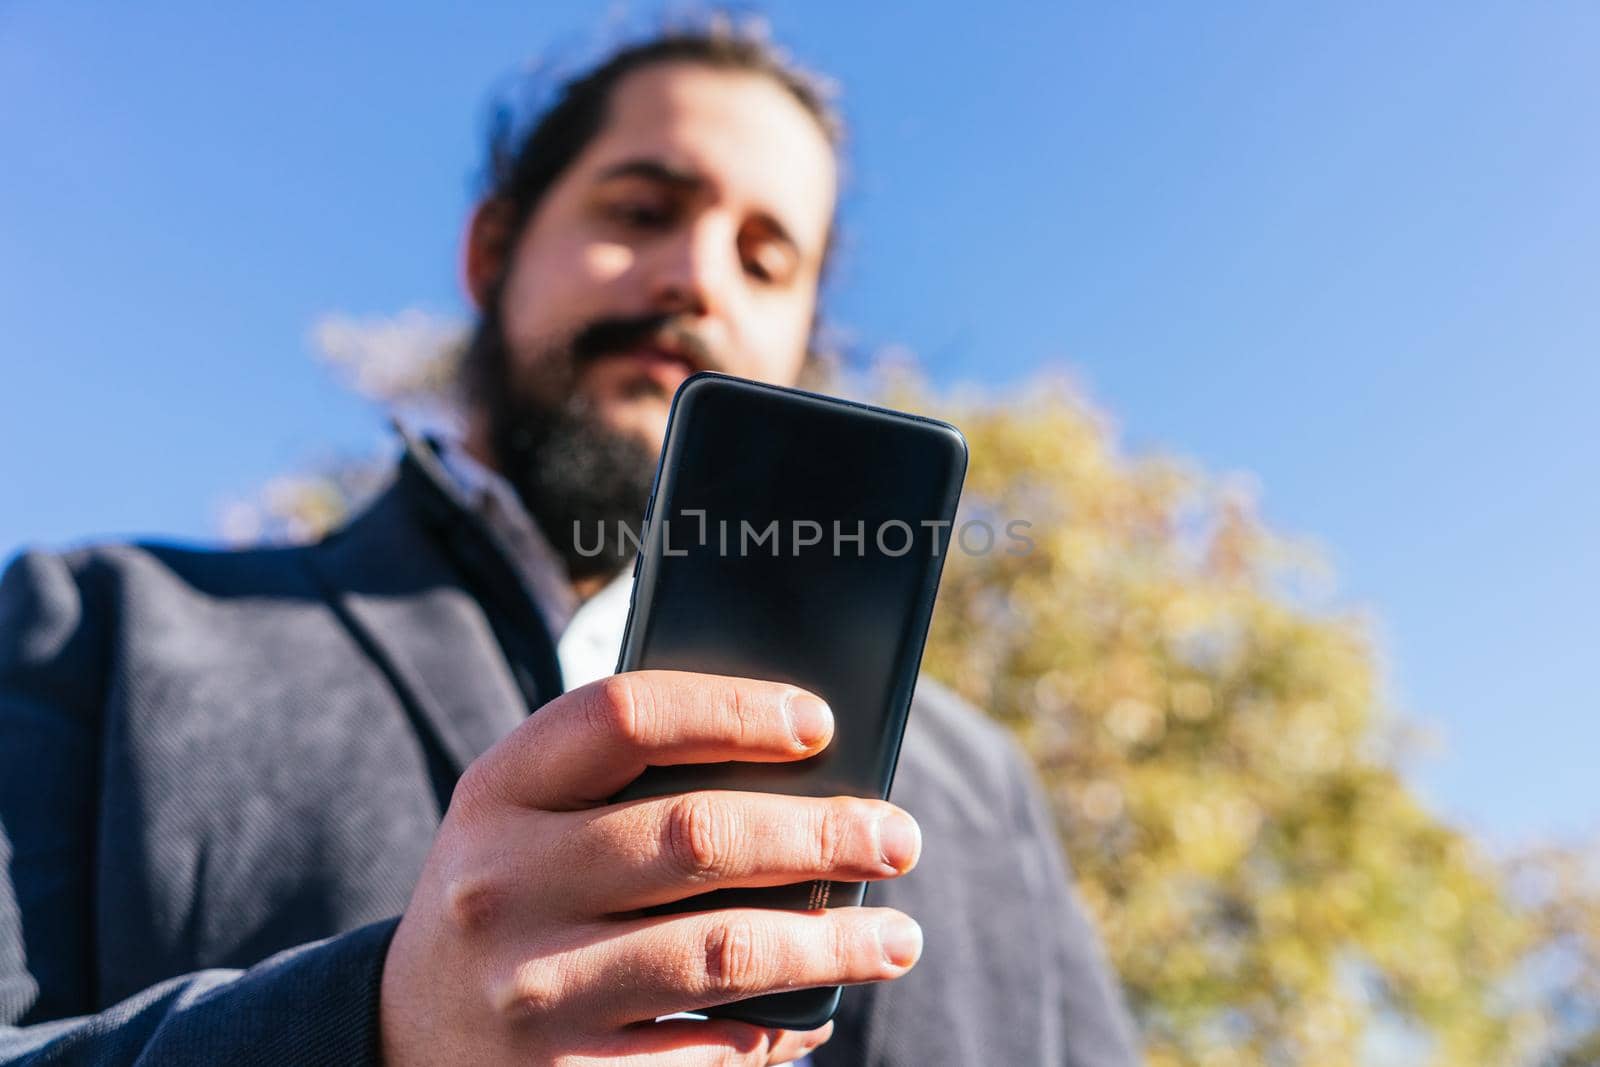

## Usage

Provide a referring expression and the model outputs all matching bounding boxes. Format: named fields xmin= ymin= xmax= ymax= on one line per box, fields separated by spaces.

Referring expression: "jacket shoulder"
xmin=0 ymin=540 xmax=319 ymax=724
xmin=10 ymin=535 xmax=307 ymax=586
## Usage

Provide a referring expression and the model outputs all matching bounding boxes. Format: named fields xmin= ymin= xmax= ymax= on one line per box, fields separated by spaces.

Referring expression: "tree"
xmin=236 ymin=313 xmax=1599 ymax=1066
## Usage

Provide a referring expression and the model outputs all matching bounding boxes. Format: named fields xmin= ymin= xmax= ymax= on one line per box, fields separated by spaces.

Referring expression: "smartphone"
xmin=611 ymin=371 xmax=968 ymax=1030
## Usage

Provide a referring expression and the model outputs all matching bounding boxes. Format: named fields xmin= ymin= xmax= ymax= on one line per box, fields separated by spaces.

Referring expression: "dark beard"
xmin=494 ymin=396 xmax=656 ymax=583
xmin=467 ymin=308 xmax=674 ymax=584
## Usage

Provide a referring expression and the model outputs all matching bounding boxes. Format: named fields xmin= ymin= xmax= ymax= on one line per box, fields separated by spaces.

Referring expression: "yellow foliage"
xmin=893 ymin=372 xmax=1544 ymax=1065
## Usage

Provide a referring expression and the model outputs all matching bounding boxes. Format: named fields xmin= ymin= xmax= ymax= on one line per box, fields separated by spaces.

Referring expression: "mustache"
xmin=571 ymin=312 xmax=719 ymax=373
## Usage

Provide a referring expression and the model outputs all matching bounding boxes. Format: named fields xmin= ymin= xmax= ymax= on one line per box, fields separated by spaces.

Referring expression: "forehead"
xmin=578 ymin=62 xmax=837 ymax=251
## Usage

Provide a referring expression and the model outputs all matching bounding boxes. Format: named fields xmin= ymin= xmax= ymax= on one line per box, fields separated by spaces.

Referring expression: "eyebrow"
xmin=595 ymin=157 xmax=705 ymax=191
xmin=593 ymin=156 xmax=803 ymax=258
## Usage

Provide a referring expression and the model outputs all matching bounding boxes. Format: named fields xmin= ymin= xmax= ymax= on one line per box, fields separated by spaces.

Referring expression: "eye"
xmin=743 ymin=252 xmax=775 ymax=284
xmin=739 ymin=232 xmax=797 ymax=287
xmin=603 ymin=197 xmax=674 ymax=230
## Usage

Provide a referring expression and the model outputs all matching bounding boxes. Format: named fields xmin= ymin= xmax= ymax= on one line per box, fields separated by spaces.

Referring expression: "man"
xmin=0 ymin=26 xmax=1139 ymax=1066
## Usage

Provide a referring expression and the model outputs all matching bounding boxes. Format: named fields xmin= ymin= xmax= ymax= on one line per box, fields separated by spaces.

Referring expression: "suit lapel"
xmin=305 ymin=456 xmax=532 ymax=782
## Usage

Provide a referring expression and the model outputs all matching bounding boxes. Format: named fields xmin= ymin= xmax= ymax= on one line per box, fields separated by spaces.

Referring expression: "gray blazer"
xmin=0 ymin=438 xmax=1139 ymax=1065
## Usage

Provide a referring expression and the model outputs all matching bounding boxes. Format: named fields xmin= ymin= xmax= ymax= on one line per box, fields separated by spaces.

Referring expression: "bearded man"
xmin=0 ymin=26 xmax=1139 ymax=1067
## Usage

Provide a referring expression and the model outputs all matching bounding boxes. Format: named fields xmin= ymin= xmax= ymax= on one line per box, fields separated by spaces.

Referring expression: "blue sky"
xmin=2 ymin=2 xmax=1596 ymax=846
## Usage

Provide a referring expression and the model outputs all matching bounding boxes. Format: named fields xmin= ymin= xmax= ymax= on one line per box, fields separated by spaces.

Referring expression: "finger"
xmin=760 ymin=1020 xmax=833 ymax=1066
xmin=472 ymin=671 xmax=833 ymax=810
xmin=561 ymin=906 xmax=923 ymax=1026
xmin=578 ymin=1019 xmax=833 ymax=1066
xmin=561 ymin=792 xmax=920 ymax=914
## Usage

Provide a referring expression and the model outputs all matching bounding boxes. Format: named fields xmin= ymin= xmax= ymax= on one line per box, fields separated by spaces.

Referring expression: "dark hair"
xmin=483 ymin=19 xmax=843 ymax=273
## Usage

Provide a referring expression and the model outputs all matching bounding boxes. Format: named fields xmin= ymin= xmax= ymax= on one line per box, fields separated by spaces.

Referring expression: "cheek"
xmin=500 ymin=235 xmax=636 ymax=349
xmin=585 ymin=241 xmax=634 ymax=280
xmin=739 ymin=296 xmax=815 ymax=386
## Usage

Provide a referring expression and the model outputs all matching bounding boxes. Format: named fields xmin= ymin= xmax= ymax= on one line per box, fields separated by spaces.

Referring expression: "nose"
xmin=644 ymin=216 xmax=738 ymax=321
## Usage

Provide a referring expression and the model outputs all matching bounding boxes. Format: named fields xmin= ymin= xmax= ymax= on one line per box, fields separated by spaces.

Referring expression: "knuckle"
xmin=833 ymin=913 xmax=871 ymax=973
xmin=827 ymin=915 xmax=851 ymax=969
xmin=721 ymin=684 xmax=759 ymax=747
xmin=498 ymin=959 xmax=561 ymax=1019
xmin=441 ymin=871 xmax=504 ymax=935
xmin=703 ymin=917 xmax=762 ymax=994
xmin=815 ymin=801 xmax=849 ymax=872
xmin=587 ymin=674 xmax=643 ymax=746
xmin=664 ymin=794 xmax=732 ymax=880
xmin=819 ymin=798 xmax=880 ymax=874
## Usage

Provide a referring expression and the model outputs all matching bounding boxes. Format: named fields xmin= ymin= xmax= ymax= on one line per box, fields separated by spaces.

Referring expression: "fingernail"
xmin=877 ymin=812 xmax=921 ymax=871
xmin=879 ymin=917 xmax=923 ymax=968
xmin=785 ymin=692 xmax=832 ymax=748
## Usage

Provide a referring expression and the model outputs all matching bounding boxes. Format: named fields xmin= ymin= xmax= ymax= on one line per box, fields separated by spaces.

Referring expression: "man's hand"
xmin=379 ymin=671 xmax=924 ymax=1066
